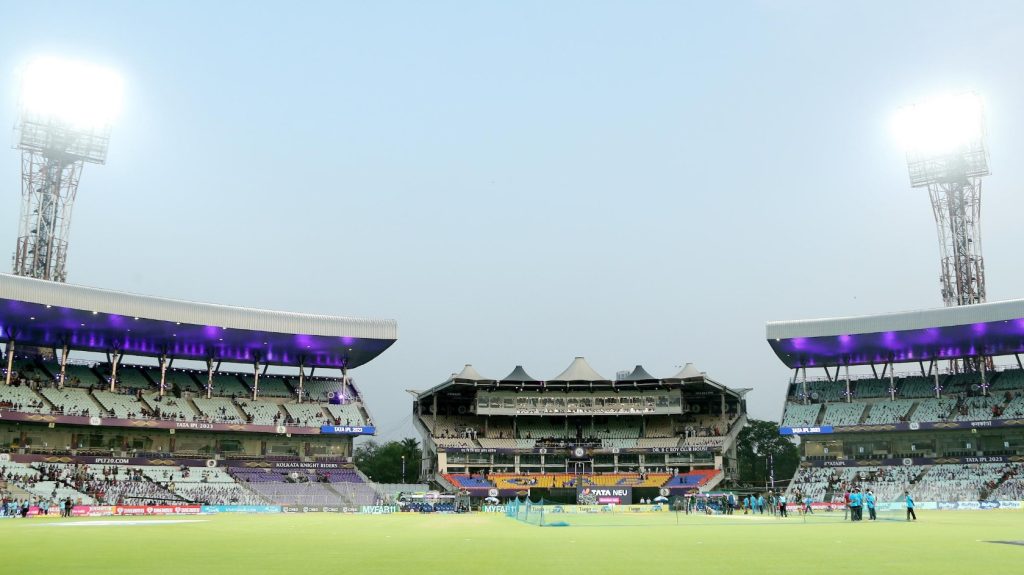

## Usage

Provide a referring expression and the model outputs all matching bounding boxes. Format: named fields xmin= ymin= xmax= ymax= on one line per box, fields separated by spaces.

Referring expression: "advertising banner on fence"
xmin=576 ymin=486 xmax=633 ymax=505
xmin=113 ymin=505 xmax=202 ymax=516
xmin=544 ymin=504 xmax=668 ymax=514
xmin=359 ymin=505 xmax=400 ymax=514
xmin=201 ymin=505 xmax=281 ymax=514
xmin=319 ymin=425 xmax=376 ymax=435
xmin=280 ymin=505 xmax=356 ymax=513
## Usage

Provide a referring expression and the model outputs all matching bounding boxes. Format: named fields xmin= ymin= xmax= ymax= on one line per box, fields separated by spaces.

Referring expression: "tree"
xmin=354 ymin=438 xmax=422 ymax=484
xmin=735 ymin=419 xmax=799 ymax=488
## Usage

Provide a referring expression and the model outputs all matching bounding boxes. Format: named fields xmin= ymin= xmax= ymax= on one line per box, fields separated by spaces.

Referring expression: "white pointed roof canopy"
xmin=501 ymin=365 xmax=540 ymax=383
xmin=453 ymin=364 xmax=494 ymax=383
xmin=668 ymin=362 xmax=704 ymax=380
xmin=620 ymin=365 xmax=659 ymax=382
xmin=548 ymin=357 xmax=610 ymax=383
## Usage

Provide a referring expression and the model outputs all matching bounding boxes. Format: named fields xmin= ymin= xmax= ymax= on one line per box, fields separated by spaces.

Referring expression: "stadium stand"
xmin=39 ymin=386 xmax=103 ymax=416
xmin=781 ymin=403 xmax=822 ymax=428
xmin=145 ymin=393 xmax=199 ymax=420
xmin=863 ymin=399 xmax=914 ymax=424
xmin=238 ymin=374 xmax=293 ymax=398
xmin=820 ymin=402 xmax=865 ymax=426
xmin=0 ymin=383 xmax=50 ymax=414
xmin=235 ymin=398 xmax=286 ymax=426
xmin=92 ymin=389 xmax=150 ymax=419
xmin=192 ymin=396 xmax=246 ymax=423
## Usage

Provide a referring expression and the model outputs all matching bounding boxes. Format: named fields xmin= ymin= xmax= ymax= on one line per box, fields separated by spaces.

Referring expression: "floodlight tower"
xmin=895 ymin=93 xmax=989 ymax=307
xmin=12 ymin=57 xmax=122 ymax=282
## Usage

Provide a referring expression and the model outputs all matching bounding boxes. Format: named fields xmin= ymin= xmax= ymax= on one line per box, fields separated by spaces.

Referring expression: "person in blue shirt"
xmin=743 ymin=495 xmax=750 ymax=514
xmin=726 ymin=493 xmax=735 ymax=515
xmin=849 ymin=488 xmax=862 ymax=521
xmin=757 ymin=494 xmax=765 ymax=514
xmin=866 ymin=489 xmax=876 ymax=520
xmin=905 ymin=491 xmax=917 ymax=521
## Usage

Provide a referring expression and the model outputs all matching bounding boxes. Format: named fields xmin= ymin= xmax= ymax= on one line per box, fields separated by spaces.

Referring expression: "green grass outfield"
xmin=1 ymin=510 xmax=1021 ymax=575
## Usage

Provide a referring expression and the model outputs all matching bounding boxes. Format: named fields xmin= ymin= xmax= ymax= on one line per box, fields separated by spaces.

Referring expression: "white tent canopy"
xmin=549 ymin=357 xmax=609 ymax=382
xmin=669 ymin=362 xmax=703 ymax=380
xmin=454 ymin=364 xmax=491 ymax=382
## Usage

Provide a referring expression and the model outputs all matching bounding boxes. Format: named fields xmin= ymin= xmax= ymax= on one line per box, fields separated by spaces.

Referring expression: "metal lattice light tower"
xmin=895 ymin=93 xmax=989 ymax=307
xmin=12 ymin=57 xmax=122 ymax=282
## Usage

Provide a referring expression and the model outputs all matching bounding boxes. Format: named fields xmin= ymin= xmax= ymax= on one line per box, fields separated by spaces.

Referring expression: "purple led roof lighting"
xmin=768 ymin=315 xmax=1024 ymax=368
xmin=0 ymin=298 xmax=393 ymax=369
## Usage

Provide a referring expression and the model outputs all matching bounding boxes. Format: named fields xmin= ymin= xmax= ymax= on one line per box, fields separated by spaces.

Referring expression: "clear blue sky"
xmin=2 ymin=1 xmax=1023 ymax=441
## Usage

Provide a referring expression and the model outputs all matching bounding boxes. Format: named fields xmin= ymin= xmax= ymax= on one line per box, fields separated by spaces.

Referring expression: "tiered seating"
xmin=781 ymin=403 xmax=822 ymax=427
xmin=899 ymin=377 xmax=935 ymax=398
xmin=853 ymin=378 xmax=890 ymax=398
xmin=863 ymin=400 xmax=914 ymax=424
xmin=227 ymin=466 xmax=371 ymax=507
xmin=1002 ymin=395 xmax=1024 ymax=418
xmin=164 ymin=370 xmax=202 ymax=394
xmin=325 ymin=403 xmax=366 ymax=426
xmin=516 ymin=419 xmax=566 ymax=440
xmin=444 ymin=474 xmax=495 ymax=489
xmin=145 ymin=393 xmax=198 ymax=420
xmin=477 ymin=438 xmax=518 ymax=449
xmin=787 ymin=465 xmax=922 ymax=502
xmin=210 ymin=374 xmax=248 ymax=397
xmin=97 ymin=365 xmax=152 ymax=391
xmin=948 ymin=396 xmax=1001 ymax=421
xmin=911 ymin=398 xmax=955 ymax=423
xmin=0 ymin=462 xmax=95 ymax=504
xmin=636 ymin=437 xmax=681 ymax=448
xmin=10 ymin=359 xmax=53 ymax=384
xmin=93 ymin=390 xmax=150 ymax=419
xmin=589 ymin=473 xmax=671 ymax=487
xmin=63 ymin=364 xmax=102 ymax=387
xmin=593 ymin=419 xmax=641 ymax=440
xmin=238 ymin=374 xmax=292 ymax=398
xmin=165 ymin=467 xmax=267 ymax=505
xmin=477 ymin=419 xmax=515 ymax=448
xmin=821 ymin=403 xmax=865 ymax=426
xmin=805 ymin=380 xmax=845 ymax=402
xmin=943 ymin=373 xmax=990 ymax=395
xmin=192 ymin=396 xmax=244 ymax=423
xmin=644 ymin=417 xmax=675 ymax=438
xmin=282 ymin=402 xmax=331 ymax=427
xmin=0 ymin=384 xmax=49 ymax=414
xmin=663 ymin=469 xmax=720 ymax=489
xmin=300 ymin=378 xmax=349 ymax=402
xmin=235 ymin=398 xmax=285 ymax=425
xmin=910 ymin=463 xmax=1016 ymax=502
xmin=39 ymin=386 xmax=102 ymax=416
xmin=992 ymin=369 xmax=1024 ymax=391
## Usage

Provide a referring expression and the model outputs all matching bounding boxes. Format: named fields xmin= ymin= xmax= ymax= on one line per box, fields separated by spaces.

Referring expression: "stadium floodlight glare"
xmin=20 ymin=56 xmax=123 ymax=132
xmin=893 ymin=91 xmax=990 ymax=311
xmin=892 ymin=92 xmax=984 ymax=160
xmin=11 ymin=56 xmax=124 ymax=283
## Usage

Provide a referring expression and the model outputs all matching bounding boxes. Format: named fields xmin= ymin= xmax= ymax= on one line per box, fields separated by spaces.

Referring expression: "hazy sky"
xmin=2 ymin=1 xmax=1024 ymax=442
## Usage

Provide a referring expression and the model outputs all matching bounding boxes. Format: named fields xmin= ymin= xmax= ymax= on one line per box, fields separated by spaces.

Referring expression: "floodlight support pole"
xmin=979 ymin=357 xmax=987 ymax=396
xmin=889 ymin=360 xmax=895 ymax=401
xmin=59 ymin=343 xmax=69 ymax=389
xmin=297 ymin=362 xmax=305 ymax=404
xmin=844 ymin=364 xmax=851 ymax=403
xmin=253 ymin=358 xmax=261 ymax=400
xmin=341 ymin=366 xmax=348 ymax=403
xmin=158 ymin=354 xmax=167 ymax=397
xmin=109 ymin=349 xmax=121 ymax=392
xmin=801 ymin=366 xmax=808 ymax=405
xmin=934 ymin=368 xmax=941 ymax=399
xmin=4 ymin=339 xmax=13 ymax=386
xmin=206 ymin=358 xmax=214 ymax=399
